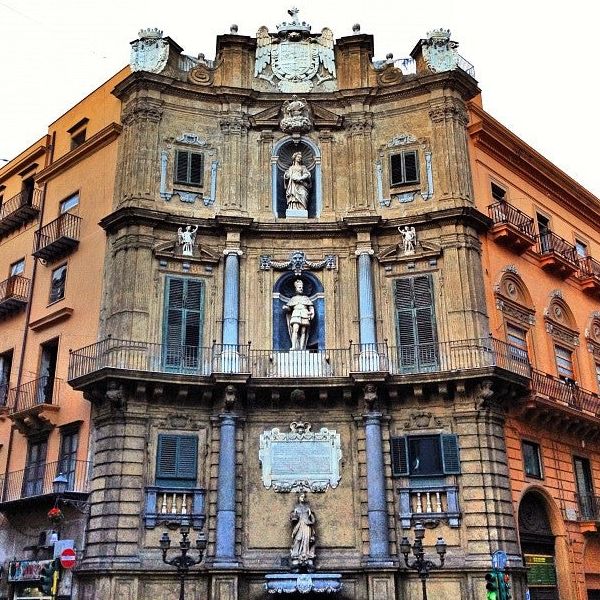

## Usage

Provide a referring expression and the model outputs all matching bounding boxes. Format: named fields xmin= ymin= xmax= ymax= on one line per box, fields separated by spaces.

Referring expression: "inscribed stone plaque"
xmin=259 ymin=421 xmax=342 ymax=492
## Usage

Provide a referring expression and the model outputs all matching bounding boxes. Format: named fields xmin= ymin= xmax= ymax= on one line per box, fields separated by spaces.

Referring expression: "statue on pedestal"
xmin=290 ymin=492 xmax=316 ymax=571
xmin=283 ymin=279 xmax=315 ymax=350
xmin=284 ymin=152 xmax=311 ymax=214
xmin=177 ymin=225 xmax=198 ymax=256
xmin=399 ymin=225 xmax=416 ymax=255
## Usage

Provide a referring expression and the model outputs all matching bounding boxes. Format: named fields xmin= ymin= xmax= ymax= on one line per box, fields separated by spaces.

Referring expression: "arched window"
xmin=544 ymin=293 xmax=579 ymax=381
xmin=272 ymin=137 xmax=321 ymax=218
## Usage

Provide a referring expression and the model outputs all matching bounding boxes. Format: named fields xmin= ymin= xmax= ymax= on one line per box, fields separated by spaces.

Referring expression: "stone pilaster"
xmin=117 ymin=96 xmax=163 ymax=206
xmin=219 ymin=113 xmax=249 ymax=213
xmin=318 ymin=130 xmax=335 ymax=215
xmin=346 ymin=114 xmax=375 ymax=212
xmin=428 ymin=95 xmax=474 ymax=205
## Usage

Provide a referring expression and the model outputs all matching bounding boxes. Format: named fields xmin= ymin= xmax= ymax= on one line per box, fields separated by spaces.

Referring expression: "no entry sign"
xmin=60 ymin=548 xmax=76 ymax=569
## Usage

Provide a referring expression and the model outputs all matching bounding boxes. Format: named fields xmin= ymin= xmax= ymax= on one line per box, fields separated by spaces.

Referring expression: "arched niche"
xmin=272 ymin=137 xmax=322 ymax=218
xmin=272 ymin=272 xmax=325 ymax=351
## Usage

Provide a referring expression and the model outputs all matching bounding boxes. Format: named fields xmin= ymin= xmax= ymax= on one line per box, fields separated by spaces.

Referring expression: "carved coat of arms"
xmin=422 ymin=28 xmax=459 ymax=73
xmin=130 ymin=28 xmax=169 ymax=74
xmin=254 ymin=8 xmax=336 ymax=93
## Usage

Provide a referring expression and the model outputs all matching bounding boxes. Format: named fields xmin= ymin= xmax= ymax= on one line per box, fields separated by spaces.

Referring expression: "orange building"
xmin=0 ymin=68 xmax=127 ymax=598
xmin=470 ymin=102 xmax=600 ymax=599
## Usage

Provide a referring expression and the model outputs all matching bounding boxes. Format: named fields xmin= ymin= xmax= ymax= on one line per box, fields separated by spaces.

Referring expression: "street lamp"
xmin=52 ymin=472 xmax=89 ymax=513
xmin=400 ymin=521 xmax=447 ymax=600
xmin=160 ymin=522 xmax=207 ymax=600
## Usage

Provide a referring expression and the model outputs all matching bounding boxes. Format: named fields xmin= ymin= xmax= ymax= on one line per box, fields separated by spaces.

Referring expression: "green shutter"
xmin=403 ymin=151 xmax=419 ymax=183
xmin=390 ymin=153 xmax=404 ymax=186
xmin=189 ymin=153 xmax=203 ymax=185
xmin=441 ymin=434 xmax=460 ymax=474
xmin=391 ymin=436 xmax=409 ymax=476
xmin=164 ymin=277 xmax=205 ymax=369
xmin=156 ymin=434 xmax=198 ymax=487
xmin=394 ymin=275 xmax=438 ymax=372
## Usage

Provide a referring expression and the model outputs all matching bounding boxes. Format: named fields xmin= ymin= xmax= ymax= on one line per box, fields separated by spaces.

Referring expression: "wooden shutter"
xmin=164 ymin=277 xmax=204 ymax=368
xmin=156 ymin=434 xmax=198 ymax=487
xmin=175 ymin=150 xmax=189 ymax=183
xmin=403 ymin=151 xmax=419 ymax=183
xmin=441 ymin=434 xmax=460 ymax=474
xmin=394 ymin=275 xmax=437 ymax=372
xmin=390 ymin=154 xmax=404 ymax=186
xmin=189 ymin=153 xmax=203 ymax=185
xmin=391 ymin=436 xmax=409 ymax=476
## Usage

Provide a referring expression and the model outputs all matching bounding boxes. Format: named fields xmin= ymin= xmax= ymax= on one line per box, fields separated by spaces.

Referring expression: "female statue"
xmin=284 ymin=151 xmax=311 ymax=211
xmin=290 ymin=492 xmax=316 ymax=569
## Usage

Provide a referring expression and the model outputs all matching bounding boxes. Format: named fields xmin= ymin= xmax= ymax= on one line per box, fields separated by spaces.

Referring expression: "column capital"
xmin=355 ymin=247 xmax=374 ymax=256
xmin=223 ymin=248 xmax=243 ymax=257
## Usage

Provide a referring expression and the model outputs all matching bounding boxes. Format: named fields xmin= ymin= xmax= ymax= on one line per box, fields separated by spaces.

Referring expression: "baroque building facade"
xmin=0 ymin=11 xmax=599 ymax=600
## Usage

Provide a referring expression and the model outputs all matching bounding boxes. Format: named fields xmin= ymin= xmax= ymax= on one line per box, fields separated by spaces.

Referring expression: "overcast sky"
xmin=1 ymin=0 xmax=598 ymax=197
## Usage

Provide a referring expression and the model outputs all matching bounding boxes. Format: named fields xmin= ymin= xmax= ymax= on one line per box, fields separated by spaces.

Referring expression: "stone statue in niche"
xmin=399 ymin=225 xmax=417 ymax=255
xmin=177 ymin=225 xmax=198 ymax=256
xmin=284 ymin=152 xmax=312 ymax=217
xmin=280 ymin=96 xmax=313 ymax=134
xmin=283 ymin=280 xmax=315 ymax=350
xmin=290 ymin=492 xmax=316 ymax=571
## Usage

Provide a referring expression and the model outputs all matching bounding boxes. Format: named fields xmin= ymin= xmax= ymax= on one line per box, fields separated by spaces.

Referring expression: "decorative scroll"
xmin=260 ymin=251 xmax=336 ymax=275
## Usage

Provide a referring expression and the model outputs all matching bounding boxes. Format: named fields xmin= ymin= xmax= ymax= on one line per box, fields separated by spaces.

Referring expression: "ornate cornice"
xmin=468 ymin=102 xmax=600 ymax=226
xmin=121 ymin=98 xmax=163 ymax=126
xmin=429 ymin=97 xmax=469 ymax=126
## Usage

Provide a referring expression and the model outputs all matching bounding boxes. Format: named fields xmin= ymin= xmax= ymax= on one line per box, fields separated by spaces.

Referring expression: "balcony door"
xmin=575 ymin=457 xmax=595 ymax=520
xmin=37 ymin=340 xmax=58 ymax=405
xmin=22 ymin=439 xmax=47 ymax=497
xmin=58 ymin=427 xmax=79 ymax=490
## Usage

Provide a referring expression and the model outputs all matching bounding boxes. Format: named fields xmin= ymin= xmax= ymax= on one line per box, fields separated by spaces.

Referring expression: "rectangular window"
xmin=58 ymin=425 xmax=80 ymax=489
xmin=23 ymin=438 xmax=48 ymax=497
xmin=391 ymin=434 xmax=460 ymax=477
xmin=0 ymin=350 xmax=13 ymax=406
xmin=38 ymin=339 xmax=58 ymax=404
xmin=390 ymin=150 xmax=419 ymax=187
xmin=156 ymin=433 xmax=198 ymax=487
xmin=70 ymin=129 xmax=87 ymax=150
xmin=163 ymin=277 xmax=205 ymax=369
xmin=575 ymin=239 xmax=588 ymax=258
xmin=49 ymin=264 xmax=67 ymax=303
xmin=522 ymin=441 xmax=543 ymax=479
xmin=59 ymin=193 xmax=79 ymax=214
xmin=174 ymin=150 xmax=203 ymax=186
xmin=554 ymin=345 xmax=574 ymax=380
xmin=491 ymin=182 xmax=506 ymax=202
xmin=507 ymin=323 xmax=529 ymax=361
xmin=574 ymin=456 xmax=595 ymax=519
xmin=10 ymin=258 xmax=25 ymax=276
xmin=394 ymin=274 xmax=438 ymax=373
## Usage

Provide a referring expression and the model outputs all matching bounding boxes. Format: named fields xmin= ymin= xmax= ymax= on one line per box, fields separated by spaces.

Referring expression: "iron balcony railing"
xmin=0 ymin=188 xmax=41 ymax=235
xmin=8 ymin=375 xmax=62 ymax=414
xmin=531 ymin=370 xmax=600 ymax=416
xmin=488 ymin=201 xmax=536 ymax=238
xmin=576 ymin=494 xmax=600 ymax=521
xmin=0 ymin=459 xmax=90 ymax=504
xmin=537 ymin=232 xmax=578 ymax=265
xmin=0 ymin=275 xmax=30 ymax=317
xmin=33 ymin=212 xmax=81 ymax=261
xmin=579 ymin=255 xmax=600 ymax=280
xmin=68 ymin=337 xmax=530 ymax=383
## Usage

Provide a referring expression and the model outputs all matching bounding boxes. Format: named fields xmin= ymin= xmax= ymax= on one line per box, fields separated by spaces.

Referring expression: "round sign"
xmin=60 ymin=548 xmax=77 ymax=569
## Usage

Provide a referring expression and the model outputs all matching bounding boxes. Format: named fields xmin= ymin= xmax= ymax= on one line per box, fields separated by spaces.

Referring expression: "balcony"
xmin=144 ymin=486 xmax=206 ymax=530
xmin=536 ymin=232 xmax=579 ymax=278
xmin=399 ymin=485 xmax=460 ymax=528
xmin=526 ymin=371 xmax=600 ymax=434
xmin=577 ymin=494 xmax=600 ymax=525
xmin=0 ymin=459 xmax=90 ymax=510
xmin=68 ymin=337 xmax=530 ymax=389
xmin=0 ymin=275 xmax=30 ymax=318
xmin=578 ymin=255 xmax=600 ymax=296
xmin=488 ymin=201 xmax=536 ymax=254
xmin=0 ymin=188 xmax=41 ymax=237
xmin=7 ymin=376 xmax=62 ymax=433
xmin=33 ymin=212 xmax=81 ymax=262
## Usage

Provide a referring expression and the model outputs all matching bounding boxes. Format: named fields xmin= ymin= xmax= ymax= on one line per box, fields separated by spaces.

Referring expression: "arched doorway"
xmin=584 ymin=538 xmax=600 ymax=599
xmin=519 ymin=491 xmax=558 ymax=600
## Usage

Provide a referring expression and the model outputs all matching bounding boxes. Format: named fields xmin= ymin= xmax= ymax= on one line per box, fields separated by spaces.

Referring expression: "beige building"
xmin=2 ymin=11 xmax=599 ymax=600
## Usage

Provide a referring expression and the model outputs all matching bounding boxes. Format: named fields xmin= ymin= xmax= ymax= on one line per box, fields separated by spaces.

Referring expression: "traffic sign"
xmin=60 ymin=547 xmax=76 ymax=569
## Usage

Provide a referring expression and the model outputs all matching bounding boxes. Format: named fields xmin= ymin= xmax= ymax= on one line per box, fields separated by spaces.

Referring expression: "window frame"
xmin=490 ymin=181 xmax=507 ymax=202
xmin=389 ymin=149 xmax=420 ymax=188
xmin=174 ymin=150 xmax=204 ymax=187
xmin=9 ymin=258 xmax=25 ymax=277
xmin=522 ymin=440 xmax=543 ymax=479
xmin=155 ymin=433 xmax=199 ymax=488
xmin=391 ymin=433 xmax=460 ymax=478
xmin=59 ymin=192 xmax=80 ymax=215
xmin=554 ymin=343 xmax=575 ymax=381
xmin=49 ymin=263 xmax=68 ymax=304
xmin=58 ymin=424 xmax=80 ymax=490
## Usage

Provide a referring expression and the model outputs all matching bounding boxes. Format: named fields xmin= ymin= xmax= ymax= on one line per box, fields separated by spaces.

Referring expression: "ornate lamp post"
xmin=159 ymin=523 xmax=207 ymax=600
xmin=399 ymin=521 xmax=447 ymax=600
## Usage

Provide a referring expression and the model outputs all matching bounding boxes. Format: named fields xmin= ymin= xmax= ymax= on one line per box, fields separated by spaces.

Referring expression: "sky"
xmin=1 ymin=0 xmax=599 ymax=197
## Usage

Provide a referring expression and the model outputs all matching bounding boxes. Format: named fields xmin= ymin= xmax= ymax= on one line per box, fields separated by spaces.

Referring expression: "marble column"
xmin=222 ymin=249 xmax=242 ymax=347
xmin=214 ymin=413 xmax=238 ymax=566
xmin=363 ymin=411 xmax=391 ymax=563
xmin=356 ymin=249 xmax=377 ymax=346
